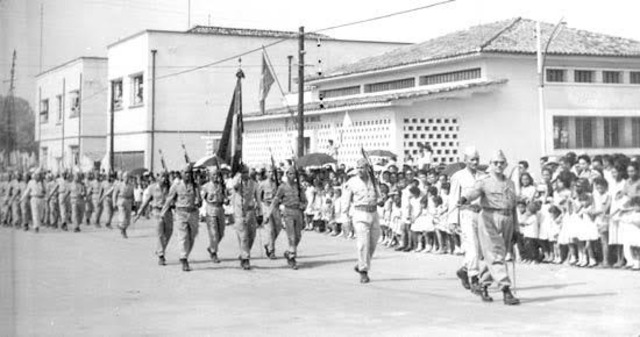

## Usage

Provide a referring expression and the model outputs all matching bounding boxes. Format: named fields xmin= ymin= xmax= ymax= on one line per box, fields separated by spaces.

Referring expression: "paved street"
xmin=1 ymin=219 xmax=639 ymax=337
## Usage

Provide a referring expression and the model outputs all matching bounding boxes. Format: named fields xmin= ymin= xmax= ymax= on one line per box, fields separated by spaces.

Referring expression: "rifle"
xmin=46 ymin=183 xmax=59 ymax=203
xmin=360 ymin=147 xmax=379 ymax=198
xmin=268 ymin=148 xmax=280 ymax=191
xmin=289 ymin=145 xmax=303 ymax=204
xmin=158 ymin=149 xmax=168 ymax=172
xmin=213 ymin=154 xmax=226 ymax=198
xmin=180 ymin=143 xmax=201 ymax=207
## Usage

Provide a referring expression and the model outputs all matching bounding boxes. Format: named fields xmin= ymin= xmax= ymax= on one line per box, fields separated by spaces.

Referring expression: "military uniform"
xmin=22 ymin=176 xmax=47 ymax=231
xmin=89 ymin=178 xmax=103 ymax=226
xmin=231 ymin=175 xmax=259 ymax=264
xmin=343 ymin=166 xmax=380 ymax=283
xmin=46 ymin=177 xmax=59 ymax=227
xmin=269 ymin=178 xmax=307 ymax=264
xmin=10 ymin=177 xmax=24 ymax=228
xmin=84 ymin=176 xmax=94 ymax=225
xmin=258 ymin=178 xmax=282 ymax=257
xmin=0 ymin=174 xmax=7 ymax=225
xmin=19 ymin=178 xmax=31 ymax=228
xmin=162 ymin=178 xmax=200 ymax=267
xmin=100 ymin=179 xmax=115 ymax=227
xmin=201 ymin=180 xmax=226 ymax=260
xmin=68 ymin=179 xmax=86 ymax=231
xmin=140 ymin=181 xmax=173 ymax=260
xmin=57 ymin=176 xmax=71 ymax=229
xmin=113 ymin=180 xmax=135 ymax=233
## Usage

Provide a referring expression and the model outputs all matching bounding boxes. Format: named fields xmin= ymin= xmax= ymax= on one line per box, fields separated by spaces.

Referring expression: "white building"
xmin=244 ymin=18 xmax=640 ymax=171
xmin=106 ymin=26 xmax=407 ymax=171
xmin=35 ymin=57 xmax=108 ymax=172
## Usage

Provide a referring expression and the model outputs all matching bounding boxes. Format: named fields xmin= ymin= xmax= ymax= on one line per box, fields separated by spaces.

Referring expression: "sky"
xmin=2 ymin=0 xmax=640 ymax=105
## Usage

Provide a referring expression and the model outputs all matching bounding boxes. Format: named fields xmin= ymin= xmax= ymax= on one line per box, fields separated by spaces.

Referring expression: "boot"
xmin=158 ymin=255 xmax=166 ymax=266
xmin=354 ymin=266 xmax=370 ymax=284
xmin=502 ymin=286 xmax=520 ymax=305
xmin=180 ymin=258 xmax=191 ymax=272
xmin=240 ymin=258 xmax=251 ymax=270
xmin=456 ymin=268 xmax=470 ymax=290
xmin=479 ymin=285 xmax=493 ymax=302
xmin=469 ymin=276 xmax=481 ymax=295
xmin=208 ymin=248 xmax=220 ymax=263
xmin=120 ymin=228 xmax=128 ymax=239
xmin=74 ymin=227 xmax=81 ymax=233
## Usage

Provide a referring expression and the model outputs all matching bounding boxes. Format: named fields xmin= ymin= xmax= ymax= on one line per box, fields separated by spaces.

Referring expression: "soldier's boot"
xmin=23 ymin=223 xmax=29 ymax=231
xmin=120 ymin=228 xmax=128 ymax=239
xmin=61 ymin=223 xmax=68 ymax=231
xmin=479 ymin=285 xmax=493 ymax=302
xmin=158 ymin=255 xmax=166 ymax=266
xmin=180 ymin=258 xmax=191 ymax=272
xmin=470 ymin=276 xmax=482 ymax=295
xmin=287 ymin=252 xmax=298 ymax=270
xmin=207 ymin=248 xmax=220 ymax=264
xmin=263 ymin=244 xmax=270 ymax=257
xmin=74 ymin=226 xmax=81 ymax=233
xmin=240 ymin=258 xmax=251 ymax=270
xmin=34 ymin=227 xmax=39 ymax=233
xmin=502 ymin=286 xmax=520 ymax=306
xmin=354 ymin=265 xmax=370 ymax=284
xmin=456 ymin=267 xmax=470 ymax=290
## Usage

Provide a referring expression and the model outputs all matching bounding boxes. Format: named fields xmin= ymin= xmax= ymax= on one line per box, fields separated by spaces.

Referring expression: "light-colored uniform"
xmin=11 ymin=179 xmax=24 ymax=227
xmin=22 ymin=179 xmax=47 ymax=230
xmin=84 ymin=178 xmax=94 ymax=224
xmin=142 ymin=182 xmax=173 ymax=257
xmin=163 ymin=180 xmax=200 ymax=259
xmin=45 ymin=179 xmax=59 ymax=226
xmin=89 ymin=179 xmax=103 ymax=225
xmin=201 ymin=181 xmax=226 ymax=254
xmin=68 ymin=181 xmax=86 ymax=230
xmin=448 ymin=168 xmax=485 ymax=279
xmin=19 ymin=180 xmax=30 ymax=227
xmin=57 ymin=178 xmax=71 ymax=226
xmin=100 ymin=180 xmax=115 ymax=226
xmin=463 ymin=174 xmax=517 ymax=289
xmin=0 ymin=177 xmax=7 ymax=224
xmin=270 ymin=180 xmax=307 ymax=256
xmin=343 ymin=175 xmax=380 ymax=272
xmin=114 ymin=181 xmax=135 ymax=230
xmin=258 ymin=179 xmax=282 ymax=253
xmin=231 ymin=176 xmax=259 ymax=259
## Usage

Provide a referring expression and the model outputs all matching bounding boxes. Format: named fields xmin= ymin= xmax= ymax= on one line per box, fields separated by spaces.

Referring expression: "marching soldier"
xmin=135 ymin=171 xmax=173 ymax=266
xmin=113 ymin=171 xmax=135 ymax=238
xmin=21 ymin=169 xmax=46 ymax=232
xmin=0 ymin=173 xmax=7 ymax=226
xmin=89 ymin=173 xmax=103 ymax=227
xmin=258 ymin=167 xmax=282 ymax=260
xmin=46 ymin=172 xmax=59 ymax=228
xmin=231 ymin=165 xmax=259 ymax=270
xmin=84 ymin=172 xmax=95 ymax=225
xmin=10 ymin=172 xmax=24 ymax=229
xmin=448 ymin=147 xmax=485 ymax=293
xmin=20 ymin=172 xmax=31 ymax=230
xmin=67 ymin=172 xmax=86 ymax=232
xmin=266 ymin=166 xmax=307 ymax=269
xmin=460 ymin=150 xmax=520 ymax=305
xmin=57 ymin=172 xmax=72 ymax=231
xmin=343 ymin=158 xmax=381 ymax=284
xmin=99 ymin=172 xmax=116 ymax=229
xmin=201 ymin=166 xmax=226 ymax=264
xmin=161 ymin=164 xmax=201 ymax=272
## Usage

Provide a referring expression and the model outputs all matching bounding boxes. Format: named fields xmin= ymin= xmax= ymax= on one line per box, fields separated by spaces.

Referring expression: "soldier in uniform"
xmin=0 ymin=173 xmax=7 ymax=226
xmin=343 ymin=158 xmax=381 ymax=284
xmin=266 ymin=166 xmax=307 ymax=269
xmin=83 ymin=172 xmax=95 ymax=225
xmin=448 ymin=147 xmax=485 ymax=293
xmin=99 ymin=172 xmax=116 ymax=229
xmin=46 ymin=172 xmax=60 ymax=228
xmin=89 ymin=173 xmax=103 ymax=227
xmin=113 ymin=171 xmax=135 ymax=238
xmin=21 ymin=169 xmax=46 ymax=232
xmin=460 ymin=150 xmax=520 ymax=305
xmin=230 ymin=165 xmax=259 ymax=270
xmin=20 ymin=172 xmax=31 ymax=230
xmin=57 ymin=172 xmax=72 ymax=231
xmin=135 ymin=171 xmax=173 ymax=266
xmin=67 ymin=172 xmax=86 ymax=232
xmin=201 ymin=166 xmax=226 ymax=264
xmin=10 ymin=172 xmax=24 ymax=229
xmin=257 ymin=167 xmax=282 ymax=260
xmin=161 ymin=164 xmax=201 ymax=272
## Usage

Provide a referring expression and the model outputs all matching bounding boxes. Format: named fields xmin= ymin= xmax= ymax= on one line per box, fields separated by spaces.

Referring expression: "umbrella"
xmin=367 ymin=149 xmax=396 ymax=158
xmin=194 ymin=155 xmax=225 ymax=168
xmin=130 ymin=167 xmax=148 ymax=176
xmin=296 ymin=153 xmax=337 ymax=168
xmin=440 ymin=162 xmax=466 ymax=177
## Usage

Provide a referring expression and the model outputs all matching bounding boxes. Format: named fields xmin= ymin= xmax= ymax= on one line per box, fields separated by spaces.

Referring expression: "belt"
xmin=482 ymin=208 xmax=513 ymax=216
xmin=354 ymin=205 xmax=377 ymax=213
xmin=176 ymin=206 xmax=197 ymax=212
xmin=33 ymin=196 xmax=45 ymax=199
xmin=207 ymin=202 xmax=223 ymax=207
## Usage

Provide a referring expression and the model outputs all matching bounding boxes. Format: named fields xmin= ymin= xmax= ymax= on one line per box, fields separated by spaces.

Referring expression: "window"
xmin=364 ymin=78 xmax=415 ymax=93
xmin=56 ymin=95 xmax=63 ymax=123
xmin=631 ymin=72 xmax=640 ymax=84
xmin=69 ymin=90 xmax=80 ymax=118
xmin=603 ymin=71 xmax=621 ymax=84
xmin=40 ymin=99 xmax=49 ymax=124
xmin=574 ymin=70 xmax=594 ymax=83
xmin=546 ymin=69 xmax=565 ymax=82
xmin=575 ymin=117 xmax=595 ymax=148
xmin=41 ymin=147 xmax=48 ymax=169
xmin=131 ymin=74 xmax=143 ymax=106
xmin=70 ymin=145 xmax=79 ymax=166
xmin=553 ymin=116 xmax=569 ymax=149
xmin=111 ymin=79 xmax=123 ymax=110
xmin=320 ymin=86 xmax=360 ymax=99
xmin=632 ymin=118 xmax=640 ymax=147
xmin=420 ymin=68 xmax=481 ymax=86
xmin=603 ymin=117 xmax=621 ymax=148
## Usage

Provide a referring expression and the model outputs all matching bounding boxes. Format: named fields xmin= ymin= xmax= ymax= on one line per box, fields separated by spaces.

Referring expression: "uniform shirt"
xmin=69 ymin=181 xmax=86 ymax=201
xmin=11 ymin=180 xmax=24 ymax=203
xmin=272 ymin=181 xmax=307 ymax=210
xmin=141 ymin=182 xmax=169 ymax=209
xmin=230 ymin=176 xmax=258 ymax=215
xmin=18 ymin=181 xmax=28 ymax=201
xmin=447 ymin=168 xmax=485 ymax=224
xmin=57 ymin=178 xmax=70 ymax=199
xmin=343 ymin=175 xmax=378 ymax=216
xmin=46 ymin=180 xmax=58 ymax=199
xmin=201 ymin=181 xmax=225 ymax=214
xmin=463 ymin=174 xmax=517 ymax=211
xmin=166 ymin=180 xmax=199 ymax=210
xmin=89 ymin=180 xmax=102 ymax=200
xmin=257 ymin=179 xmax=277 ymax=204
xmin=100 ymin=181 xmax=114 ymax=201
xmin=114 ymin=181 xmax=135 ymax=202
xmin=23 ymin=179 xmax=47 ymax=199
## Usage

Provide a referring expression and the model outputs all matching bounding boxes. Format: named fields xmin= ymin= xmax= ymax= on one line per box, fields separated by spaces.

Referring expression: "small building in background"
xmin=35 ymin=57 xmax=107 ymax=173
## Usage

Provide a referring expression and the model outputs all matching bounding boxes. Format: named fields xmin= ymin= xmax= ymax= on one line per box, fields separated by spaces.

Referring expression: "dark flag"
xmin=217 ymin=69 xmax=245 ymax=174
xmin=259 ymin=53 xmax=275 ymax=115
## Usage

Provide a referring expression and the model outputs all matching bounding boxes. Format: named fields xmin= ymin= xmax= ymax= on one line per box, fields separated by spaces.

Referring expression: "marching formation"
xmin=2 ymin=146 xmax=640 ymax=307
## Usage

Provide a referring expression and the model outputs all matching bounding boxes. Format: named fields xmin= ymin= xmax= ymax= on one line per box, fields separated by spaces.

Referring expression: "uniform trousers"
xmin=70 ymin=199 xmax=85 ymax=230
xmin=205 ymin=205 xmax=226 ymax=254
xmin=353 ymin=209 xmax=381 ymax=272
xmin=175 ymin=209 xmax=199 ymax=259
xmin=21 ymin=198 xmax=31 ymax=226
xmin=84 ymin=197 xmax=93 ymax=224
xmin=261 ymin=203 xmax=282 ymax=252
xmin=459 ymin=209 xmax=481 ymax=279
xmin=117 ymin=199 xmax=132 ymax=230
xmin=58 ymin=196 xmax=70 ymax=225
xmin=11 ymin=201 xmax=22 ymax=227
xmin=282 ymin=208 xmax=304 ymax=256
xmin=102 ymin=199 xmax=114 ymax=226
xmin=234 ymin=209 xmax=257 ymax=259
xmin=30 ymin=197 xmax=45 ymax=230
xmin=477 ymin=209 xmax=515 ymax=289
xmin=47 ymin=197 xmax=59 ymax=226
xmin=91 ymin=197 xmax=103 ymax=225
xmin=153 ymin=208 xmax=173 ymax=257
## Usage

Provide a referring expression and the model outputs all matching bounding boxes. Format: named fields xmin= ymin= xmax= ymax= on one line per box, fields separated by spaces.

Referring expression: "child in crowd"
xmin=591 ymin=177 xmax=611 ymax=267
xmin=555 ymin=174 xmax=575 ymax=264
xmin=519 ymin=172 xmax=537 ymax=203
xmin=432 ymin=195 xmax=452 ymax=254
xmin=321 ymin=189 xmax=335 ymax=235
xmin=520 ymin=201 xmax=542 ymax=263
xmin=377 ymin=184 xmax=390 ymax=243
xmin=546 ymin=205 xmax=563 ymax=263
xmin=389 ymin=192 xmax=403 ymax=247
xmin=331 ymin=188 xmax=344 ymax=236
xmin=404 ymin=186 xmax=422 ymax=252
xmin=572 ymin=178 xmax=598 ymax=267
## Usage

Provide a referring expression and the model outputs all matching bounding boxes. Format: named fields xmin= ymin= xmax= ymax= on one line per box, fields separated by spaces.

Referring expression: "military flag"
xmin=217 ymin=69 xmax=245 ymax=174
xmin=259 ymin=53 xmax=275 ymax=115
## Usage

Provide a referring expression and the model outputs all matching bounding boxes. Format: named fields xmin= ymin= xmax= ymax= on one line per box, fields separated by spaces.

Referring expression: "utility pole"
xmin=39 ymin=3 xmax=44 ymax=72
xmin=297 ymin=26 xmax=305 ymax=157
xmin=3 ymin=50 xmax=17 ymax=166
xmin=187 ymin=0 xmax=191 ymax=29
xmin=109 ymin=82 xmax=114 ymax=172
xmin=150 ymin=49 xmax=157 ymax=173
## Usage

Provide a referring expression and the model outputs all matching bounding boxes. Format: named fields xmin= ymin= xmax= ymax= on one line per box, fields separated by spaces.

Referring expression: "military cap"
xmin=356 ymin=158 xmax=369 ymax=168
xmin=490 ymin=150 xmax=507 ymax=162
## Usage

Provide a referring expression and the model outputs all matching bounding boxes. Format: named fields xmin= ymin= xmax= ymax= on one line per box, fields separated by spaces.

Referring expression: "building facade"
xmin=243 ymin=18 xmax=640 ymax=172
xmin=35 ymin=57 xmax=107 ymax=173
xmin=106 ymin=26 xmax=407 ymax=171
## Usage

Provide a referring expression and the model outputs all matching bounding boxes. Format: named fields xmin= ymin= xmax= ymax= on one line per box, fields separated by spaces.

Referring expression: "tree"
xmin=0 ymin=95 xmax=37 ymax=154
